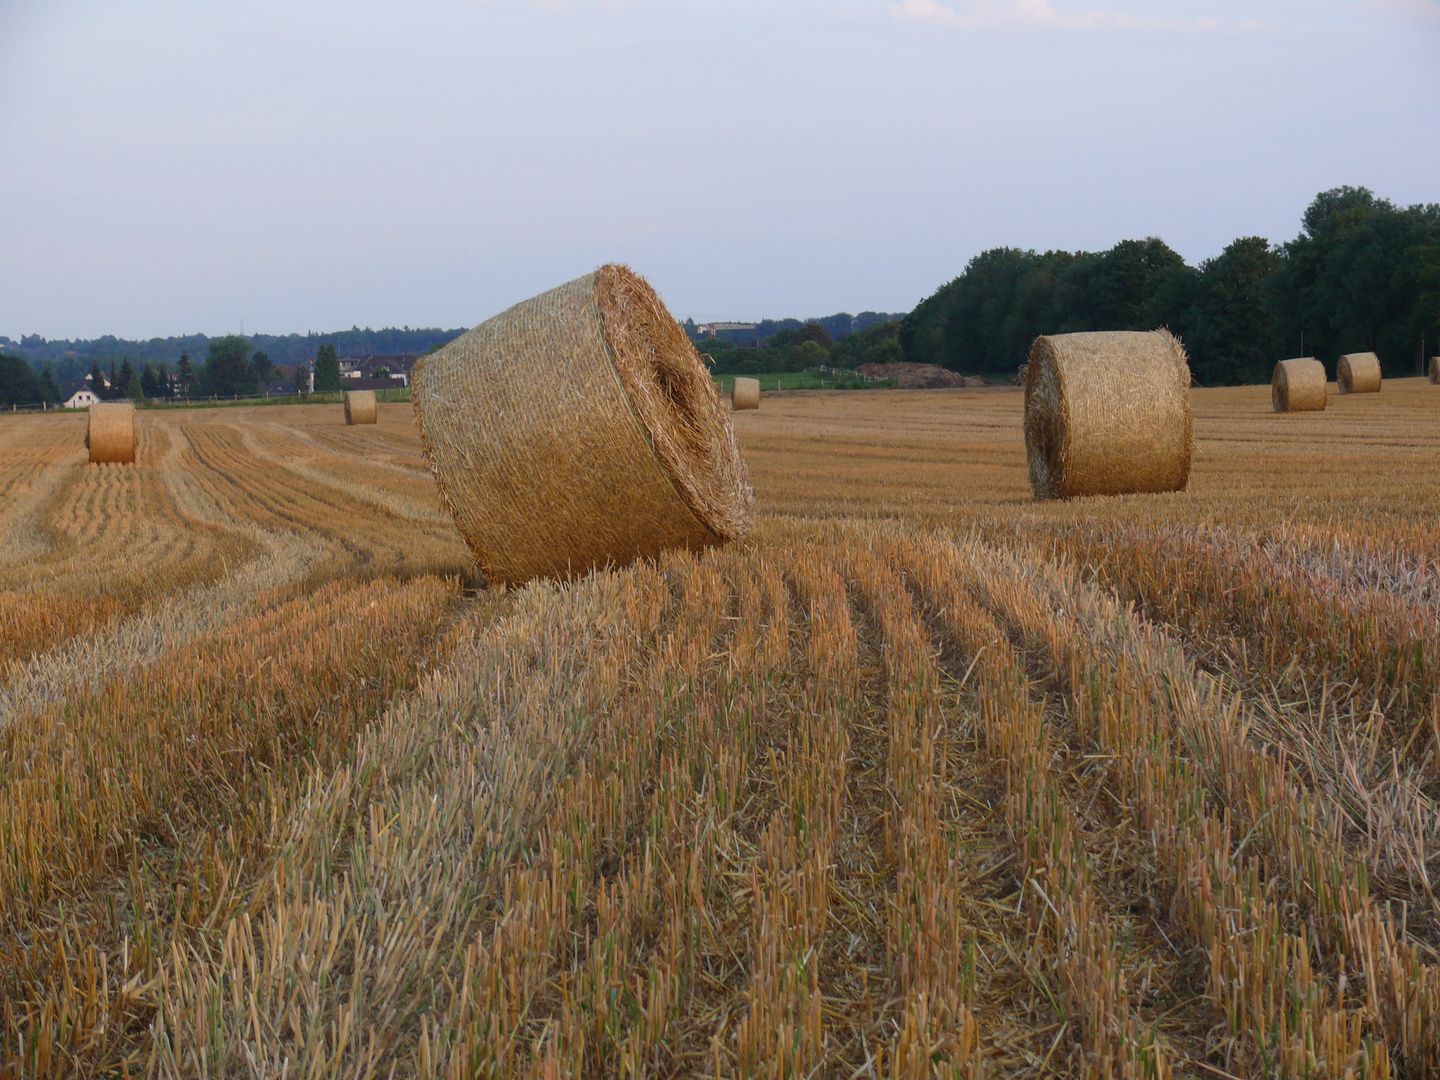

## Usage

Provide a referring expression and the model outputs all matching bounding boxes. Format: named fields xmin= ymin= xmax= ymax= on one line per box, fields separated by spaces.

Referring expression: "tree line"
xmin=0 ymin=336 xmax=357 ymax=406
xmin=899 ymin=187 xmax=1440 ymax=384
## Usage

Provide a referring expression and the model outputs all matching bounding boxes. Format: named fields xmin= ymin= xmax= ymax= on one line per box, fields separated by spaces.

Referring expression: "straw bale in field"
xmin=732 ymin=377 xmax=761 ymax=410
xmin=1271 ymin=357 xmax=1327 ymax=413
xmin=87 ymin=402 xmax=136 ymax=464
xmin=1337 ymin=352 xmax=1382 ymax=394
xmin=344 ymin=389 xmax=378 ymax=425
xmin=1430 ymin=356 xmax=1438 ymax=385
xmin=1023 ymin=329 xmax=1192 ymax=500
xmin=413 ymin=264 xmax=753 ymax=585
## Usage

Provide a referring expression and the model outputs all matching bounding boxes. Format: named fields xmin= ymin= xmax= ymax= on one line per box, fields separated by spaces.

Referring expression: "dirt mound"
xmin=855 ymin=362 xmax=990 ymax=389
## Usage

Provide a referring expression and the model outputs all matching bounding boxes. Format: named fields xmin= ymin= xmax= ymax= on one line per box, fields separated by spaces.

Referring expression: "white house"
xmin=60 ymin=379 xmax=100 ymax=409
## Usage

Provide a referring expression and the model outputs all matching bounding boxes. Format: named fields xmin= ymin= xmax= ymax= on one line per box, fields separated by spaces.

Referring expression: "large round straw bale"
xmin=1337 ymin=352 xmax=1382 ymax=394
xmin=1272 ymin=357 xmax=1327 ymax=413
xmin=87 ymin=402 xmax=136 ymax=464
xmin=1429 ymin=356 xmax=1438 ymax=385
xmin=1023 ymin=329 xmax=1192 ymax=501
xmin=344 ymin=389 xmax=378 ymax=425
xmin=413 ymin=264 xmax=753 ymax=586
xmin=732 ymin=377 xmax=761 ymax=410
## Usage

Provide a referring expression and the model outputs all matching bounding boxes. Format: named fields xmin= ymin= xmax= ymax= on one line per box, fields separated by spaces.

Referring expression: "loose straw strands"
xmin=1272 ymin=357 xmax=1327 ymax=412
xmin=413 ymin=264 xmax=752 ymax=586
xmin=87 ymin=402 xmax=137 ymax=464
xmin=343 ymin=390 xmax=378 ymax=425
xmin=1023 ymin=329 xmax=1193 ymax=500
xmin=1337 ymin=352 xmax=1382 ymax=394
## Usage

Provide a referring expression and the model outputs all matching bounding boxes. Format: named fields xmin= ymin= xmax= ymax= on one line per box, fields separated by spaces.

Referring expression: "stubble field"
xmin=1 ymin=381 xmax=1438 ymax=1079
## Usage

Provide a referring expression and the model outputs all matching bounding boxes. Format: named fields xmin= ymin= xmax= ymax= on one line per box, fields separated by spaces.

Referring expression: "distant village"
xmin=56 ymin=354 xmax=420 ymax=409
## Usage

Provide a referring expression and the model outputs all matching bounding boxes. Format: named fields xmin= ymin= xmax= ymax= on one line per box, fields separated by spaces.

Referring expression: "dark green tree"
xmin=40 ymin=365 xmax=60 ymax=403
xmin=250 ymin=350 xmax=275 ymax=384
xmin=176 ymin=351 xmax=194 ymax=398
xmin=206 ymin=335 xmax=256 ymax=397
xmin=1147 ymin=237 xmax=1281 ymax=385
xmin=157 ymin=363 xmax=172 ymax=398
xmin=0 ymin=353 xmax=43 ymax=406
xmin=108 ymin=361 xmax=119 ymax=400
xmin=313 ymin=343 xmax=342 ymax=392
xmin=295 ymin=361 xmax=311 ymax=395
xmin=140 ymin=363 xmax=162 ymax=398
xmin=117 ymin=358 xmax=138 ymax=400
xmin=90 ymin=362 xmax=108 ymax=398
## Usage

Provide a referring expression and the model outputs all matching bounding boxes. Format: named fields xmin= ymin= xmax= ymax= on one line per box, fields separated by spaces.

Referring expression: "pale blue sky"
xmin=1 ymin=0 xmax=1436 ymax=339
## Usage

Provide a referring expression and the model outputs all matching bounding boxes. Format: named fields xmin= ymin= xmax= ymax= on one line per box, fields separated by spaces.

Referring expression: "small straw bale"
xmin=413 ymin=264 xmax=753 ymax=586
xmin=87 ymin=402 xmax=136 ymax=464
xmin=1430 ymin=356 xmax=1438 ymax=385
xmin=1272 ymin=357 xmax=1327 ymax=413
xmin=344 ymin=389 xmax=378 ymax=425
xmin=1337 ymin=352 xmax=1382 ymax=394
xmin=732 ymin=377 xmax=761 ymax=410
xmin=1024 ymin=329 xmax=1192 ymax=501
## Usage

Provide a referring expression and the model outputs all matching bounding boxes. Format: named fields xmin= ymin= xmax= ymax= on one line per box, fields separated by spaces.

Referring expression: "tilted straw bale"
xmin=413 ymin=264 xmax=753 ymax=585
xmin=344 ymin=389 xmax=378 ymax=425
xmin=1024 ymin=329 xmax=1192 ymax=501
xmin=1272 ymin=357 xmax=1327 ymax=413
xmin=1337 ymin=352 xmax=1382 ymax=394
xmin=87 ymin=402 xmax=137 ymax=464
xmin=732 ymin=377 xmax=761 ymax=410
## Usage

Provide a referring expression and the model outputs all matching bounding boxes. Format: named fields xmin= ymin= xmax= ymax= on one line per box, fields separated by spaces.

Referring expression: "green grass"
xmin=711 ymin=372 xmax=889 ymax=393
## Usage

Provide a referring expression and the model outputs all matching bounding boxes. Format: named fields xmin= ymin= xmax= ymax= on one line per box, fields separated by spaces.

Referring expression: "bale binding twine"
xmin=344 ymin=389 xmax=378 ymax=425
xmin=87 ymin=402 xmax=136 ymax=464
xmin=1272 ymin=358 xmax=1327 ymax=413
xmin=732 ymin=377 xmax=761 ymax=410
xmin=1024 ymin=329 xmax=1193 ymax=501
xmin=1337 ymin=352 xmax=1382 ymax=394
xmin=413 ymin=264 xmax=753 ymax=585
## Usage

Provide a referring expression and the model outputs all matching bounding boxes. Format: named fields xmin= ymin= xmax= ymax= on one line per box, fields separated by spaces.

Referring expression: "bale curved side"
xmin=1272 ymin=358 xmax=1327 ymax=413
xmin=732 ymin=378 xmax=761 ymax=410
xmin=1337 ymin=352 xmax=1382 ymax=394
xmin=88 ymin=402 xmax=137 ymax=464
xmin=413 ymin=266 xmax=752 ymax=586
xmin=1023 ymin=330 xmax=1192 ymax=501
xmin=344 ymin=390 xmax=378 ymax=425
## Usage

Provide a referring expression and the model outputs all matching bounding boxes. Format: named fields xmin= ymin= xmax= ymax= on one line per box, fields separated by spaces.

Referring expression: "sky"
xmin=0 ymin=0 xmax=1437 ymax=340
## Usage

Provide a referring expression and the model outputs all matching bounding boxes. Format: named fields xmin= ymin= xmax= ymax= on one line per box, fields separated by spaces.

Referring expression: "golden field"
xmin=1 ymin=380 xmax=1438 ymax=1079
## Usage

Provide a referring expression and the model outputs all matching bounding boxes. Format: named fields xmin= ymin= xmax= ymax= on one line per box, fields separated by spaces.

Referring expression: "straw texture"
xmin=1023 ymin=330 xmax=1192 ymax=501
xmin=413 ymin=265 xmax=752 ymax=586
xmin=344 ymin=390 xmax=378 ymax=425
xmin=1430 ymin=356 xmax=1438 ymax=385
xmin=1272 ymin=358 xmax=1327 ymax=413
xmin=87 ymin=402 xmax=136 ymax=465
xmin=1337 ymin=352 xmax=1382 ymax=394
xmin=732 ymin=377 xmax=761 ymax=410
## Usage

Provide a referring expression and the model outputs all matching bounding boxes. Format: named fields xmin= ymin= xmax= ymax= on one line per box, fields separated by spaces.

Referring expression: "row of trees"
xmin=899 ymin=187 xmax=1440 ymax=384
xmin=0 ymin=337 xmax=351 ymax=406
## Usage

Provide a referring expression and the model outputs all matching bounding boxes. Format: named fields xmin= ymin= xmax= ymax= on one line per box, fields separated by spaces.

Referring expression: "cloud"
xmin=887 ymin=0 xmax=1194 ymax=30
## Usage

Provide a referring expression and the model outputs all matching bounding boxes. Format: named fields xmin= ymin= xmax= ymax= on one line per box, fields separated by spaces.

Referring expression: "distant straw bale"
xmin=732 ymin=377 xmax=760 ymax=410
xmin=1430 ymin=356 xmax=1438 ymax=385
xmin=1023 ymin=329 xmax=1192 ymax=501
xmin=344 ymin=389 xmax=378 ymax=425
xmin=87 ymin=402 xmax=136 ymax=464
xmin=413 ymin=264 xmax=753 ymax=586
xmin=1272 ymin=358 xmax=1327 ymax=413
xmin=1337 ymin=352 xmax=1382 ymax=394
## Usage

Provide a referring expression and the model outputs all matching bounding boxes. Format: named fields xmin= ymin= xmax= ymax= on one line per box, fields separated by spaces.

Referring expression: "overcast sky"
xmin=1 ymin=0 xmax=1437 ymax=340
